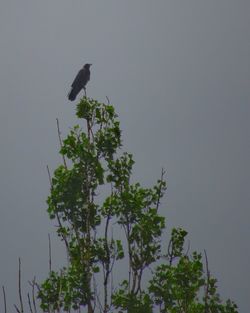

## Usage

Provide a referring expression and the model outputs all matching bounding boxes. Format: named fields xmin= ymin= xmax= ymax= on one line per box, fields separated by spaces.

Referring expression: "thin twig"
xmin=32 ymin=285 xmax=37 ymax=313
xmin=14 ymin=304 xmax=21 ymax=313
xmin=167 ymin=239 xmax=174 ymax=266
xmin=204 ymin=249 xmax=210 ymax=313
xmin=46 ymin=165 xmax=52 ymax=186
xmin=156 ymin=168 xmax=166 ymax=211
xmin=2 ymin=286 xmax=7 ymax=313
xmin=18 ymin=258 xmax=24 ymax=313
xmin=87 ymin=118 xmax=91 ymax=141
xmin=48 ymin=234 xmax=52 ymax=273
xmin=109 ymin=187 xmax=115 ymax=304
xmin=28 ymin=277 xmax=37 ymax=313
xmin=56 ymin=118 xmax=67 ymax=169
xmin=27 ymin=293 xmax=33 ymax=313
xmin=185 ymin=240 xmax=191 ymax=256
xmin=104 ymin=213 xmax=111 ymax=313
xmin=105 ymin=96 xmax=110 ymax=104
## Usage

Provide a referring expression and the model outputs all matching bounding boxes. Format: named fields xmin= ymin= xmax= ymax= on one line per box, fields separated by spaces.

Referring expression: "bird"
xmin=68 ymin=63 xmax=92 ymax=101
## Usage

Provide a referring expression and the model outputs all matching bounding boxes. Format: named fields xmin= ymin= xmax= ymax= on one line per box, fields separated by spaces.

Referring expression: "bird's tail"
xmin=68 ymin=88 xmax=77 ymax=101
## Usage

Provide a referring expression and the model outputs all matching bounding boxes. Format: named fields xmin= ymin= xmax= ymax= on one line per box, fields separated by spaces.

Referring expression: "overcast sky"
xmin=0 ymin=0 xmax=249 ymax=312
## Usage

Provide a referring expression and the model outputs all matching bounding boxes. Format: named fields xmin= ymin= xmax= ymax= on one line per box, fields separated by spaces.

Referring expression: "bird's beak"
xmin=89 ymin=64 xmax=92 ymax=67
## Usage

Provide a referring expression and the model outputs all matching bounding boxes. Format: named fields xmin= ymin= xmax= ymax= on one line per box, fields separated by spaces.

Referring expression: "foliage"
xmin=38 ymin=97 xmax=238 ymax=313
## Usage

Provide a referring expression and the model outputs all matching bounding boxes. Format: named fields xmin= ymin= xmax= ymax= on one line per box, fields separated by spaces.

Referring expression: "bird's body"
xmin=68 ymin=63 xmax=92 ymax=101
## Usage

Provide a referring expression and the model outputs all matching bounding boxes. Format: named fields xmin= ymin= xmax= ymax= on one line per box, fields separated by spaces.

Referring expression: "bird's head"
xmin=84 ymin=63 xmax=92 ymax=69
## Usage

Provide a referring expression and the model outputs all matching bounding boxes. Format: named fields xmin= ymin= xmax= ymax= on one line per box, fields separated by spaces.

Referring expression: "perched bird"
xmin=68 ymin=63 xmax=92 ymax=101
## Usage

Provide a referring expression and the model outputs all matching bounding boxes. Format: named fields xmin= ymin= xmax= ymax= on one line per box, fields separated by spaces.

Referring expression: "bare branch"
xmin=185 ymin=240 xmax=191 ymax=256
xmin=28 ymin=277 xmax=37 ymax=313
xmin=46 ymin=165 xmax=52 ymax=187
xmin=48 ymin=234 xmax=52 ymax=273
xmin=18 ymin=258 xmax=24 ymax=313
xmin=14 ymin=304 xmax=21 ymax=313
xmin=2 ymin=286 xmax=7 ymax=313
xmin=105 ymin=96 xmax=110 ymax=104
xmin=204 ymin=249 xmax=210 ymax=313
xmin=29 ymin=276 xmax=39 ymax=313
xmin=27 ymin=293 xmax=33 ymax=313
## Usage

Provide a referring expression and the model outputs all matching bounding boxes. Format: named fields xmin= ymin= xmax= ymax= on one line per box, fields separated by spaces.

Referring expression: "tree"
xmin=37 ymin=97 xmax=238 ymax=313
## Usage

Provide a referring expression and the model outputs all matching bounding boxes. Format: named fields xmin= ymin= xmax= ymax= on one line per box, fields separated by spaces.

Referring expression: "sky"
xmin=0 ymin=0 xmax=249 ymax=311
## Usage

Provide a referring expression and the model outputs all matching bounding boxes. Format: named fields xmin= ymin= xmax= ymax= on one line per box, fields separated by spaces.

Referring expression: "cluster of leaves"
xmin=38 ymin=97 xmax=238 ymax=313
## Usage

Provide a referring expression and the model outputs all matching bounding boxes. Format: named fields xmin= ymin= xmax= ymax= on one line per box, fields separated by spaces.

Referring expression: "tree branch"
xmin=28 ymin=277 xmax=37 ymax=313
xmin=156 ymin=168 xmax=166 ymax=211
xmin=48 ymin=234 xmax=52 ymax=273
xmin=14 ymin=304 xmax=21 ymax=313
xmin=27 ymin=293 xmax=33 ymax=313
xmin=18 ymin=258 xmax=24 ymax=313
xmin=56 ymin=118 xmax=67 ymax=169
xmin=204 ymin=249 xmax=210 ymax=313
xmin=2 ymin=286 xmax=7 ymax=313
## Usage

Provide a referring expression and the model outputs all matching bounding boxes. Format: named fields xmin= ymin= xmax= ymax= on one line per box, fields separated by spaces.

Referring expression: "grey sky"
xmin=0 ymin=0 xmax=249 ymax=311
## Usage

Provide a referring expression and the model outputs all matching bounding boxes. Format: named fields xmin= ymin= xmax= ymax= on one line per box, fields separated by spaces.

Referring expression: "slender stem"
xmin=2 ymin=286 xmax=7 ymax=313
xmin=103 ymin=213 xmax=111 ymax=313
xmin=105 ymin=96 xmax=110 ymax=104
xmin=18 ymin=258 xmax=24 ymax=313
xmin=167 ymin=239 xmax=174 ymax=266
xmin=123 ymin=222 xmax=132 ymax=293
xmin=204 ymin=250 xmax=210 ymax=313
xmin=14 ymin=304 xmax=21 ymax=313
xmin=156 ymin=168 xmax=166 ymax=211
xmin=85 ymin=111 xmax=93 ymax=313
xmin=48 ymin=234 xmax=52 ymax=273
xmin=27 ymin=293 xmax=33 ymax=313
xmin=56 ymin=118 xmax=67 ymax=169
xmin=46 ymin=165 xmax=52 ymax=186
xmin=28 ymin=278 xmax=37 ymax=313
xmin=32 ymin=278 xmax=37 ymax=313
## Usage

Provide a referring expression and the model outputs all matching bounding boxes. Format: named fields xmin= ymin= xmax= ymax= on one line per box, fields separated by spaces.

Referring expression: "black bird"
xmin=68 ymin=63 xmax=92 ymax=101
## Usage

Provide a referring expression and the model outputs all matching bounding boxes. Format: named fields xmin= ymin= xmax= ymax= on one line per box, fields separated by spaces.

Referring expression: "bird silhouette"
xmin=68 ymin=63 xmax=92 ymax=101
